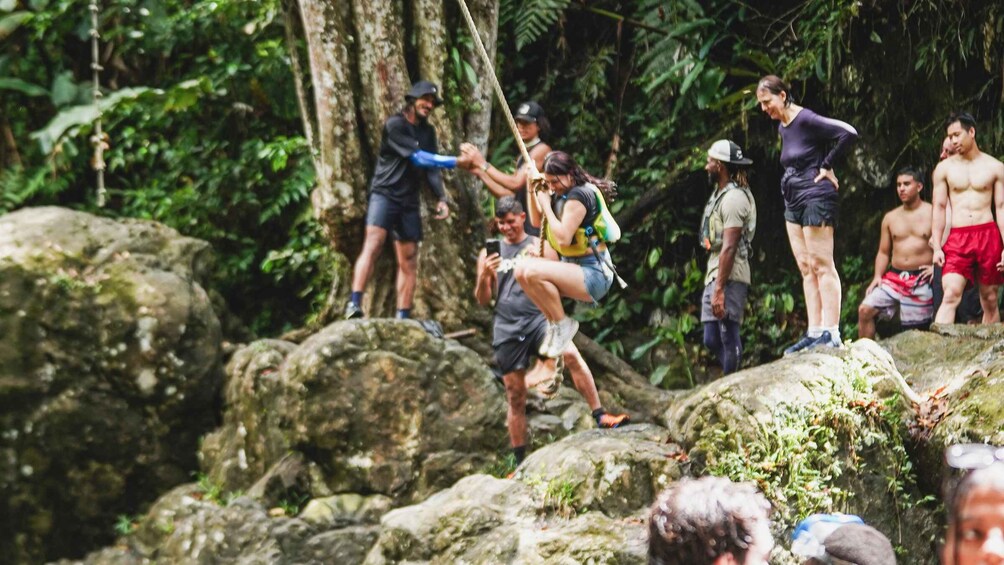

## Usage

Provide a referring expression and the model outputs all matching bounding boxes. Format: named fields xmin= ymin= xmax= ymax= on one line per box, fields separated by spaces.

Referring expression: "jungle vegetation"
xmin=1 ymin=0 xmax=1002 ymax=385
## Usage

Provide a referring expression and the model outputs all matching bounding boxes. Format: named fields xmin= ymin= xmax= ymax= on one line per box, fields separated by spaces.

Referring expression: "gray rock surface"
xmin=0 ymin=207 xmax=223 ymax=562
xmin=200 ymin=320 xmax=510 ymax=503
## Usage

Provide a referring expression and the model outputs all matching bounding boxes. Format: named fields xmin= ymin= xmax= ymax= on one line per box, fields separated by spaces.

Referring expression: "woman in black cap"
xmin=460 ymin=101 xmax=552 ymax=235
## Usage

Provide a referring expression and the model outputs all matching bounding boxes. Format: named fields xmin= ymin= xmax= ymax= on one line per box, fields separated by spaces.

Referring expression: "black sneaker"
xmin=783 ymin=333 xmax=816 ymax=356
xmin=344 ymin=302 xmax=364 ymax=320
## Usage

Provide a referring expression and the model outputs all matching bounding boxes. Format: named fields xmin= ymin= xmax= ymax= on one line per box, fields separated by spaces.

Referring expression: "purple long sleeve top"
xmin=779 ymin=108 xmax=858 ymax=172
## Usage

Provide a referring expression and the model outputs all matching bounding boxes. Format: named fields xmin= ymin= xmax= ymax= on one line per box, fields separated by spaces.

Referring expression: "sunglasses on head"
xmin=946 ymin=443 xmax=1004 ymax=470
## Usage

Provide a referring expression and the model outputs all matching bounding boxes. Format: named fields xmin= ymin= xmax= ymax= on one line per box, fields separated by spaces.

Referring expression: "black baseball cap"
xmin=406 ymin=80 xmax=443 ymax=106
xmin=514 ymin=101 xmax=545 ymax=123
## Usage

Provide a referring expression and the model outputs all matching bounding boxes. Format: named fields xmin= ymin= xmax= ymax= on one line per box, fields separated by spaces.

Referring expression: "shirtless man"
xmin=930 ymin=112 xmax=1004 ymax=324
xmin=858 ymin=167 xmax=934 ymax=338
xmin=932 ymin=136 xmax=984 ymax=323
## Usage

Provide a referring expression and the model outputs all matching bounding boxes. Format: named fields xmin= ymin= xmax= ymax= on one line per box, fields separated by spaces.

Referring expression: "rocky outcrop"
xmin=364 ymin=427 xmax=675 ymax=564
xmin=200 ymin=320 xmax=510 ymax=503
xmin=666 ymin=341 xmax=941 ymax=563
xmin=0 ymin=207 xmax=223 ymax=562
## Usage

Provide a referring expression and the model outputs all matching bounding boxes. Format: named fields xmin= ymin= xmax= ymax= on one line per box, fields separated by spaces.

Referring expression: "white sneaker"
xmin=545 ymin=317 xmax=579 ymax=358
xmin=538 ymin=322 xmax=557 ymax=357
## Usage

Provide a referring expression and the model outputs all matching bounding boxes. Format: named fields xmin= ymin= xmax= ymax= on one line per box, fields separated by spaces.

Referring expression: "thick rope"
xmin=454 ymin=0 xmax=548 ymax=253
xmin=89 ymin=0 xmax=107 ymax=207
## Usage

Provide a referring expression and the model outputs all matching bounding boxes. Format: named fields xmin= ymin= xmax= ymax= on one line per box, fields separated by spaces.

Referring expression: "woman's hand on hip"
xmin=814 ymin=168 xmax=839 ymax=190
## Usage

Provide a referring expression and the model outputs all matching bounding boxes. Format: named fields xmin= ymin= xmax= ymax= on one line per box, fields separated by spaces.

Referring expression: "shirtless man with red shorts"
xmin=930 ymin=112 xmax=1004 ymax=323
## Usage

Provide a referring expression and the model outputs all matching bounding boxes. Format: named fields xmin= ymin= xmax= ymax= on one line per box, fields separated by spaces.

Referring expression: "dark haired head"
xmin=542 ymin=151 xmax=617 ymax=200
xmin=895 ymin=166 xmax=924 ymax=185
xmin=944 ymin=462 xmax=1004 ymax=564
xmin=757 ymin=75 xmax=793 ymax=107
xmin=648 ymin=477 xmax=772 ymax=565
xmin=495 ymin=195 xmax=524 ymax=218
xmin=944 ymin=111 xmax=977 ymax=132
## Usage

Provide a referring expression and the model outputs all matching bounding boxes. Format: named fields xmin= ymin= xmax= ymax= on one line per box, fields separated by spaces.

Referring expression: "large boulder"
xmin=665 ymin=341 xmax=941 ymax=564
xmin=881 ymin=325 xmax=1004 ymax=490
xmin=53 ymin=483 xmax=386 ymax=565
xmin=0 ymin=207 xmax=223 ymax=562
xmin=364 ymin=473 xmax=649 ymax=564
xmin=200 ymin=320 xmax=509 ymax=503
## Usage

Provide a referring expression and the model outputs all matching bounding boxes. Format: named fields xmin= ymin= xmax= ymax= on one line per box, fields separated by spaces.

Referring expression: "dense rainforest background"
xmin=2 ymin=0 xmax=1003 ymax=387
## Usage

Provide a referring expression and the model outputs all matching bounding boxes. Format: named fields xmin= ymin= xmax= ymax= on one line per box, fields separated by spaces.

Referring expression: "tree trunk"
xmin=293 ymin=0 xmax=499 ymax=328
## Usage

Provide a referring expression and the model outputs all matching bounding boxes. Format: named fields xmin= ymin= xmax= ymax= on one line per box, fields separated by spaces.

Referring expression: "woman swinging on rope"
xmin=515 ymin=151 xmax=618 ymax=358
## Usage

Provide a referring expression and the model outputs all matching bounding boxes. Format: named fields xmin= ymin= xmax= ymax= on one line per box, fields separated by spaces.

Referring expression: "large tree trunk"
xmin=293 ymin=0 xmax=499 ymax=328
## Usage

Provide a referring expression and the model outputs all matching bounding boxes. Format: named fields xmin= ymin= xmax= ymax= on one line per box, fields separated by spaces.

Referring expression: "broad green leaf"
xmin=650 ymin=364 xmax=670 ymax=386
xmin=51 ymin=71 xmax=81 ymax=107
xmin=31 ymin=87 xmax=155 ymax=154
xmin=0 ymin=11 xmax=32 ymax=39
xmin=0 ymin=77 xmax=48 ymax=97
xmin=0 ymin=0 xmax=17 ymax=12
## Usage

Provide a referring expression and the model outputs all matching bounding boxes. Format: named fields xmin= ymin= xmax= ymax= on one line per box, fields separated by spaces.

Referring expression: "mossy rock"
xmin=0 ymin=207 xmax=223 ymax=562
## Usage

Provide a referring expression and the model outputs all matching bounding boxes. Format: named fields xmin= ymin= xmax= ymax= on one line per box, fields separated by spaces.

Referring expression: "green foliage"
xmin=275 ymin=493 xmax=309 ymax=517
xmin=1 ymin=0 xmax=320 ymax=335
xmin=113 ymin=514 xmax=138 ymax=537
xmin=502 ymin=0 xmax=571 ymax=51
xmin=524 ymin=474 xmax=581 ymax=518
xmin=697 ymin=379 xmax=933 ymax=526
xmin=481 ymin=452 xmax=519 ymax=479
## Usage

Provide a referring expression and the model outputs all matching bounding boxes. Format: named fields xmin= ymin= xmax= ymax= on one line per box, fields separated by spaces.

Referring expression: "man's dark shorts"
xmin=366 ymin=192 xmax=422 ymax=242
xmin=494 ymin=318 xmax=548 ymax=375
xmin=700 ymin=280 xmax=749 ymax=323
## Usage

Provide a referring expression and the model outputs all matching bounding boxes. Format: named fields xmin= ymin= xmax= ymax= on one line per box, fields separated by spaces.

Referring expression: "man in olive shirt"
xmin=700 ymin=140 xmax=757 ymax=374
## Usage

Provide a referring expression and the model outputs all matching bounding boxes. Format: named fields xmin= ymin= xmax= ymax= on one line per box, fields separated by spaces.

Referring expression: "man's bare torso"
xmin=938 ymin=152 xmax=1004 ymax=228
xmin=887 ymin=202 xmax=933 ymax=270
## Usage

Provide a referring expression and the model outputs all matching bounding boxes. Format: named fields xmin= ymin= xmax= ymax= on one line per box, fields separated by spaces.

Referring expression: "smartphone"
xmin=485 ymin=239 xmax=502 ymax=257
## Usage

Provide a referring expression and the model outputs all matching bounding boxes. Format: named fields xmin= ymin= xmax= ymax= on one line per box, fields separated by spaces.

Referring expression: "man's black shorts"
xmin=493 ymin=318 xmax=548 ymax=375
xmin=366 ymin=192 xmax=422 ymax=242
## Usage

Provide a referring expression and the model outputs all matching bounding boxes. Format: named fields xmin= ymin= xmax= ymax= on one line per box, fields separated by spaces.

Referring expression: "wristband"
xmin=480 ymin=162 xmax=490 ymax=172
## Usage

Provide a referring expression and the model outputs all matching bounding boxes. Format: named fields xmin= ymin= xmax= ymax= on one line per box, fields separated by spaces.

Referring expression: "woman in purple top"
xmin=756 ymin=75 xmax=858 ymax=354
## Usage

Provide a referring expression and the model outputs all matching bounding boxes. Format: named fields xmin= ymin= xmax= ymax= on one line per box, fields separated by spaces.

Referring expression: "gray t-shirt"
xmin=701 ymin=182 xmax=756 ymax=286
xmin=493 ymin=236 xmax=546 ymax=346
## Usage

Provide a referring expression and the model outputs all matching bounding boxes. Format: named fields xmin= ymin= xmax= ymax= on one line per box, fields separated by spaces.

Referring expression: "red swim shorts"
xmin=942 ymin=222 xmax=1004 ymax=287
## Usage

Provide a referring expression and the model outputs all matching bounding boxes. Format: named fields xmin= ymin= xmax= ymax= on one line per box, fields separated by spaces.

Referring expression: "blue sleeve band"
xmin=410 ymin=150 xmax=457 ymax=169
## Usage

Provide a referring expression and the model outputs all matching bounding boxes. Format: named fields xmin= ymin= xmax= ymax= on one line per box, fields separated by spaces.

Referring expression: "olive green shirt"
xmin=702 ymin=182 xmax=756 ymax=286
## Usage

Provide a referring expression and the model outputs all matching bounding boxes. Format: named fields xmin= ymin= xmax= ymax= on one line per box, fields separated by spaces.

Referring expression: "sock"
xmin=807 ymin=326 xmax=823 ymax=338
xmin=592 ymin=407 xmax=606 ymax=425
xmin=824 ymin=325 xmax=842 ymax=343
xmin=350 ymin=291 xmax=363 ymax=306
xmin=396 ymin=308 xmax=411 ymax=320
xmin=513 ymin=445 xmax=527 ymax=465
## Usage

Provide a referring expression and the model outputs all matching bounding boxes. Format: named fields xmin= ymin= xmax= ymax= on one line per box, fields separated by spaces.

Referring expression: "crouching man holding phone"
xmin=475 ymin=196 xmax=629 ymax=470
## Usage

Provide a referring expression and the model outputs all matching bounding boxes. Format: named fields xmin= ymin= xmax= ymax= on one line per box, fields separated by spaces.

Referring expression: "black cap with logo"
xmin=406 ymin=80 xmax=443 ymax=106
xmin=514 ymin=101 xmax=545 ymax=123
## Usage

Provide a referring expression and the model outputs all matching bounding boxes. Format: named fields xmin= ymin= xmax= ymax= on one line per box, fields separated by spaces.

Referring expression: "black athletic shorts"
xmin=784 ymin=194 xmax=839 ymax=227
xmin=366 ymin=192 xmax=422 ymax=242
xmin=782 ymin=168 xmax=839 ymax=227
xmin=493 ymin=318 xmax=548 ymax=375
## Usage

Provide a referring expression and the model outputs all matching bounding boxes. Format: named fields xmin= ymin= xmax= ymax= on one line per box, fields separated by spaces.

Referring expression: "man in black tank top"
xmin=474 ymin=197 xmax=629 ymax=470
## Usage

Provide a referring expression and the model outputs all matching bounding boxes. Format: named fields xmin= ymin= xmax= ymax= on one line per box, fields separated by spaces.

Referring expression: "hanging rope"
xmin=454 ymin=0 xmax=548 ymax=253
xmin=89 ymin=0 xmax=107 ymax=207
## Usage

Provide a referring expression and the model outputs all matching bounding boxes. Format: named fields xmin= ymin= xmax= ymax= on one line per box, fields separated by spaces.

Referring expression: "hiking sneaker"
xmin=807 ymin=330 xmax=841 ymax=350
xmin=545 ymin=317 xmax=579 ymax=358
xmin=783 ymin=333 xmax=816 ymax=356
xmin=596 ymin=412 xmax=631 ymax=429
xmin=344 ymin=301 xmax=364 ymax=320
xmin=538 ymin=321 xmax=557 ymax=357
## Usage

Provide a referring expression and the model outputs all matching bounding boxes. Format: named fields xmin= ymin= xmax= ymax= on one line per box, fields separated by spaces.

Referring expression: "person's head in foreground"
xmin=943 ymin=444 xmax=1004 ymax=565
xmin=791 ymin=513 xmax=896 ymax=565
xmin=648 ymin=476 xmax=773 ymax=565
